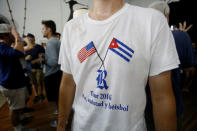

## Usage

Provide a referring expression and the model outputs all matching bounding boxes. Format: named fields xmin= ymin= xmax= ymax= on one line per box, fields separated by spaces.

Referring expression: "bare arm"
xmin=31 ymin=58 xmax=41 ymax=64
xmin=57 ymin=72 xmax=76 ymax=131
xmin=149 ymin=71 xmax=177 ymax=131
xmin=11 ymin=27 xmax=24 ymax=53
xmin=14 ymin=41 xmax=24 ymax=53
xmin=25 ymin=55 xmax=32 ymax=61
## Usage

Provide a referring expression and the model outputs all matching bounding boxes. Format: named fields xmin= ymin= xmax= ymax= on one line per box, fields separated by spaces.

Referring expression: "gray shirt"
xmin=45 ymin=37 xmax=60 ymax=77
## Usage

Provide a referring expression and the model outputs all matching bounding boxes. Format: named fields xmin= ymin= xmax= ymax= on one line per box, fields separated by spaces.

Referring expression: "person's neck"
xmin=47 ymin=33 xmax=55 ymax=39
xmin=89 ymin=0 xmax=125 ymax=21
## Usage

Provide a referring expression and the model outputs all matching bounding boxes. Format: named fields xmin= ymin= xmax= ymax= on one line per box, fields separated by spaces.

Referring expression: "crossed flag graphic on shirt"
xmin=77 ymin=38 xmax=135 ymax=63
xmin=77 ymin=38 xmax=135 ymax=90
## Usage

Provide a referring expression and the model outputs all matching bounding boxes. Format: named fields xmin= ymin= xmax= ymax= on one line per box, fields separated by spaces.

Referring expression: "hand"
xmin=174 ymin=21 xmax=193 ymax=32
xmin=39 ymin=53 xmax=45 ymax=57
xmin=25 ymin=45 xmax=34 ymax=52
xmin=24 ymin=37 xmax=29 ymax=43
xmin=31 ymin=58 xmax=41 ymax=64
xmin=11 ymin=27 xmax=20 ymax=40
xmin=38 ymin=53 xmax=45 ymax=63
xmin=25 ymin=55 xmax=32 ymax=61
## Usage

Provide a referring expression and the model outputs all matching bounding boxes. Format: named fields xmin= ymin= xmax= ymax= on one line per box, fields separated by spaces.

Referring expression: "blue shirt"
xmin=172 ymin=30 xmax=196 ymax=68
xmin=45 ymin=37 xmax=60 ymax=77
xmin=171 ymin=30 xmax=196 ymax=117
xmin=0 ymin=42 xmax=26 ymax=89
xmin=26 ymin=44 xmax=45 ymax=69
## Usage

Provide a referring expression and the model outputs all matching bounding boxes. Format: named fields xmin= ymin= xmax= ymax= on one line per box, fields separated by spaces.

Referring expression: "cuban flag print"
xmin=78 ymin=41 xmax=96 ymax=63
xmin=109 ymin=38 xmax=134 ymax=62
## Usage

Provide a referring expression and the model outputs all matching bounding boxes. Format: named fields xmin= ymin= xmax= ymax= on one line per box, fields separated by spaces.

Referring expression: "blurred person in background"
xmin=0 ymin=23 xmax=36 ymax=131
xmin=55 ymin=32 xmax=61 ymax=40
xmin=24 ymin=33 xmax=46 ymax=103
xmin=41 ymin=20 xmax=61 ymax=127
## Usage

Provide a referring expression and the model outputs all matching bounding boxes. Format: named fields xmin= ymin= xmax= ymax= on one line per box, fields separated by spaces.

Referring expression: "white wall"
xmin=0 ymin=0 xmax=158 ymax=43
xmin=129 ymin=0 xmax=159 ymax=7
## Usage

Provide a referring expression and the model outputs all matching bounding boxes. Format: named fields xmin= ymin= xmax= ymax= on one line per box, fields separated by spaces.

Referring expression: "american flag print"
xmin=78 ymin=41 xmax=96 ymax=63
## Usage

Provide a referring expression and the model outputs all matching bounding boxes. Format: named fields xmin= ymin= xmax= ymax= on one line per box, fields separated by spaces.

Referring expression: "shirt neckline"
xmin=86 ymin=3 xmax=129 ymax=25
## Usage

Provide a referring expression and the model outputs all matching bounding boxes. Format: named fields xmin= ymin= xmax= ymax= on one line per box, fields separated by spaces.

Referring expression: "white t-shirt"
xmin=59 ymin=3 xmax=180 ymax=131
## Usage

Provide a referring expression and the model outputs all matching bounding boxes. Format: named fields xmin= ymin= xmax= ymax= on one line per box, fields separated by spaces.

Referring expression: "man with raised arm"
xmin=0 ymin=23 xmax=36 ymax=131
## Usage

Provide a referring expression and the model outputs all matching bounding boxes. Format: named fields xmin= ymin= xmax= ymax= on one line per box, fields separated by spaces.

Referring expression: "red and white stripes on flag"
xmin=77 ymin=41 xmax=96 ymax=63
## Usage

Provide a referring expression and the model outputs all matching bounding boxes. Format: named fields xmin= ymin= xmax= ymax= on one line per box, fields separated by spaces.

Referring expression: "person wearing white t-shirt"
xmin=57 ymin=0 xmax=180 ymax=131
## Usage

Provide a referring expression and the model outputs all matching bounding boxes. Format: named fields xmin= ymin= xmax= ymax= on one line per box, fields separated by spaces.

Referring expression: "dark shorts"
xmin=44 ymin=70 xmax=62 ymax=102
xmin=30 ymin=69 xmax=44 ymax=85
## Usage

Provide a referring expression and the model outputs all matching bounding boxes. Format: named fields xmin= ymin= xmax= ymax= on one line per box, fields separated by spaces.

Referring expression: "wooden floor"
xmin=0 ymin=94 xmax=57 ymax=131
xmin=0 ymin=90 xmax=197 ymax=131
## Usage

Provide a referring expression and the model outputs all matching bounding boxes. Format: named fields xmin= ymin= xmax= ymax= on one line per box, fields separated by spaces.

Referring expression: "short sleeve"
xmin=0 ymin=43 xmax=24 ymax=58
xmin=58 ymin=25 xmax=72 ymax=74
xmin=149 ymin=14 xmax=180 ymax=76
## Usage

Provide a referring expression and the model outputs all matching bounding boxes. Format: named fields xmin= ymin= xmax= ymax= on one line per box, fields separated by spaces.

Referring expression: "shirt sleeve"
xmin=0 ymin=44 xmax=24 ymax=58
xmin=149 ymin=13 xmax=180 ymax=76
xmin=58 ymin=25 xmax=72 ymax=74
